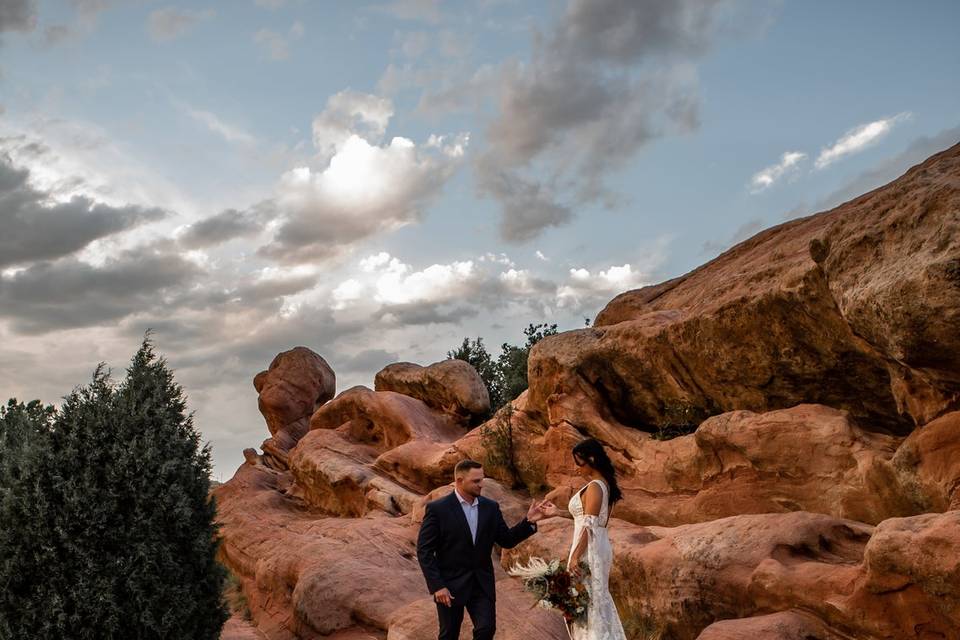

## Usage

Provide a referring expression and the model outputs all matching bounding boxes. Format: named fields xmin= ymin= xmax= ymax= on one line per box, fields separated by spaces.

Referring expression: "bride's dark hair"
xmin=571 ymin=438 xmax=623 ymax=505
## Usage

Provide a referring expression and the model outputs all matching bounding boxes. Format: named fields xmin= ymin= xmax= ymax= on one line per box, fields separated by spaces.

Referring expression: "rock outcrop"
xmin=254 ymin=347 xmax=336 ymax=469
xmin=532 ymin=143 xmax=960 ymax=437
xmin=218 ymin=142 xmax=960 ymax=640
xmin=374 ymin=359 xmax=491 ymax=426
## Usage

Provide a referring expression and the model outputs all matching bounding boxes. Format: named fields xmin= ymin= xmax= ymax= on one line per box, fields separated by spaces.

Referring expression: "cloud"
xmin=177 ymin=202 xmax=272 ymax=249
xmin=556 ymin=263 xmax=652 ymax=310
xmin=148 ymin=7 xmax=214 ymax=42
xmin=311 ymin=90 xmax=393 ymax=160
xmin=328 ymin=248 xmax=664 ymax=327
xmin=475 ymin=159 xmax=572 ymax=242
xmin=810 ymin=124 xmax=960 ymax=213
xmin=0 ymin=119 xmax=197 ymax=219
xmin=475 ymin=0 xmax=775 ymax=242
xmin=254 ymin=0 xmax=286 ymax=8
xmin=256 ymin=92 xmax=468 ymax=265
xmin=370 ymin=257 xmax=479 ymax=305
xmin=253 ymin=21 xmax=304 ymax=60
xmin=0 ymin=153 xmax=167 ymax=268
xmin=334 ymin=348 xmax=400 ymax=375
xmin=0 ymin=248 xmax=202 ymax=334
xmin=815 ymin=113 xmax=911 ymax=169
xmin=176 ymin=103 xmax=257 ymax=146
xmin=1 ymin=0 xmax=35 ymax=33
xmin=749 ymin=151 xmax=805 ymax=193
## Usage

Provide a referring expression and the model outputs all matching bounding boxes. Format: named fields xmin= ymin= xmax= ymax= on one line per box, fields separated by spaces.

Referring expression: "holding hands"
xmin=526 ymin=499 xmax=559 ymax=523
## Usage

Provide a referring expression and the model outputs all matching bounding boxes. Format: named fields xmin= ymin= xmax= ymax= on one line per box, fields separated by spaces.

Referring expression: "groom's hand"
xmin=526 ymin=499 xmax=546 ymax=523
xmin=433 ymin=588 xmax=454 ymax=607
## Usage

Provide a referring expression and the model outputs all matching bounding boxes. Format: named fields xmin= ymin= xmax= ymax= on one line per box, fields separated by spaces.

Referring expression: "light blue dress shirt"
xmin=455 ymin=489 xmax=479 ymax=543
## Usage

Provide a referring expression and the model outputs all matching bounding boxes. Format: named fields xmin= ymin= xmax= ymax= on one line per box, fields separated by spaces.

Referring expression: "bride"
xmin=542 ymin=438 xmax=626 ymax=639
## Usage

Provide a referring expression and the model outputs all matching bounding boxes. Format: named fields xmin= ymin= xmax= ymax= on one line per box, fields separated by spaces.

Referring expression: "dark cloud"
xmin=0 ymin=0 xmax=35 ymax=33
xmin=178 ymin=202 xmax=271 ymax=249
xmin=477 ymin=0 xmax=774 ymax=242
xmin=476 ymin=151 xmax=573 ymax=243
xmin=375 ymin=303 xmax=479 ymax=326
xmin=0 ymin=248 xmax=202 ymax=334
xmin=0 ymin=154 xmax=168 ymax=268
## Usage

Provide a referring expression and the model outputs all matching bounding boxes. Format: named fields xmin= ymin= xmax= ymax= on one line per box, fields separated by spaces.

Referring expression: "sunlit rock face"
xmin=217 ymin=144 xmax=960 ymax=640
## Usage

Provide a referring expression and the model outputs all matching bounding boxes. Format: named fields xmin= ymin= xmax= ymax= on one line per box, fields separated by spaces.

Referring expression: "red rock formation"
xmin=254 ymin=347 xmax=336 ymax=468
xmin=216 ymin=142 xmax=960 ymax=640
xmin=534 ymin=143 xmax=960 ymax=435
xmin=374 ymin=359 xmax=491 ymax=426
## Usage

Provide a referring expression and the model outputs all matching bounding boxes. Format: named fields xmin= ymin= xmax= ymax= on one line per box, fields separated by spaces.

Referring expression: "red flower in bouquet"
xmin=508 ymin=557 xmax=591 ymax=625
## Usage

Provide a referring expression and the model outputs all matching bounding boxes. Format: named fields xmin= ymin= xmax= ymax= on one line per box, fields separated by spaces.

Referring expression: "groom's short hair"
xmin=454 ymin=459 xmax=482 ymax=478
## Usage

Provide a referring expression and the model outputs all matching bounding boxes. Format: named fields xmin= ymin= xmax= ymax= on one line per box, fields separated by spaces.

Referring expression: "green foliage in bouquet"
xmin=508 ymin=557 xmax=591 ymax=625
xmin=0 ymin=337 xmax=228 ymax=640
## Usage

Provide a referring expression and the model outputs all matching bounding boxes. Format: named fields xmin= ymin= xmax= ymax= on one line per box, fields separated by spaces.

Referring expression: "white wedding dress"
xmin=566 ymin=478 xmax=627 ymax=640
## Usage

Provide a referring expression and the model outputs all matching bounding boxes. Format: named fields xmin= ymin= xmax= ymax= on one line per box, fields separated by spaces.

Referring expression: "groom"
xmin=417 ymin=459 xmax=549 ymax=640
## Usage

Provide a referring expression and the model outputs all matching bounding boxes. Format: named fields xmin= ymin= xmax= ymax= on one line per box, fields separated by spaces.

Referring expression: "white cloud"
xmin=258 ymin=92 xmax=469 ymax=265
xmin=749 ymin=151 xmax=806 ymax=193
xmin=480 ymin=252 xmax=514 ymax=267
xmin=312 ymin=90 xmax=394 ymax=160
xmin=331 ymin=278 xmax=364 ymax=309
xmin=557 ymin=263 xmax=651 ymax=309
xmin=368 ymin=256 xmax=477 ymax=305
xmin=815 ymin=113 xmax=911 ymax=169
xmin=177 ymin=103 xmax=256 ymax=146
xmin=535 ymin=250 xmax=549 ymax=262
xmin=360 ymin=251 xmax=392 ymax=272
xmin=253 ymin=21 xmax=304 ymax=60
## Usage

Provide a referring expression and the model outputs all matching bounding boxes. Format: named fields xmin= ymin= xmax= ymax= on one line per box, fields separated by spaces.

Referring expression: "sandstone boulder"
xmin=310 ymin=386 xmax=463 ymax=453
xmin=254 ymin=347 xmax=336 ymax=468
xmin=287 ymin=429 xmax=420 ymax=516
xmin=890 ymin=410 xmax=960 ymax=512
xmin=751 ymin=510 xmax=960 ymax=639
xmin=375 ymin=360 xmax=490 ymax=426
xmin=695 ymin=610 xmax=844 ymax=640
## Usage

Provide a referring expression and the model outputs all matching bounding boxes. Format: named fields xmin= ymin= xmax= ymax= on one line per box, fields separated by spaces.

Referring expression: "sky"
xmin=1 ymin=0 xmax=959 ymax=480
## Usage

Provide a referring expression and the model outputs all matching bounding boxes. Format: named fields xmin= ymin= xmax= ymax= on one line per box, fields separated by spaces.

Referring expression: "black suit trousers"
xmin=436 ymin=576 xmax=496 ymax=640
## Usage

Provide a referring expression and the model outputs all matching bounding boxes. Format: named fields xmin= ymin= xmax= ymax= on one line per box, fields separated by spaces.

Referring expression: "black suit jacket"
xmin=417 ymin=491 xmax=536 ymax=602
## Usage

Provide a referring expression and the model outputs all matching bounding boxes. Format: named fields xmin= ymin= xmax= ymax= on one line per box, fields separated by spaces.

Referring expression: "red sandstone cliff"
xmin=217 ymin=142 xmax=960 ymax=640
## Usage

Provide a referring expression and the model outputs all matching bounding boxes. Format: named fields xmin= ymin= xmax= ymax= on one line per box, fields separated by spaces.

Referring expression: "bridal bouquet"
xmin=508 ymin=557 xmax=590 ymax=625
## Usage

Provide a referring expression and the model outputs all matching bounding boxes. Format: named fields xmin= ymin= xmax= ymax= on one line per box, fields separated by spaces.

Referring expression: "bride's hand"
xmin=539 ymin=501 xmax=560 ymax=518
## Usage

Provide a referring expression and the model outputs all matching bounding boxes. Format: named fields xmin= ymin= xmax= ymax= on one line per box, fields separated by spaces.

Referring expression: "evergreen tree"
xmin=449 ymin=323 xmax=559 ymax=414
xmin=496 ymin=323 xmax=558 ymax=409
xmin=0 ymin=339 xmax=228 ymax=640
xmin=0 ymin=399 xmax=56 ymax=639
